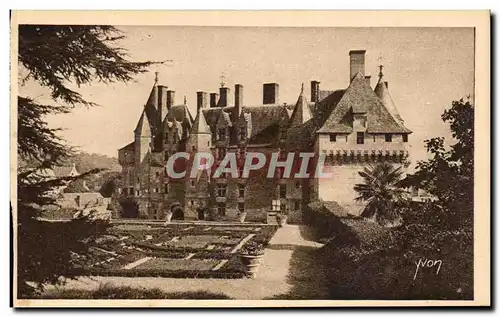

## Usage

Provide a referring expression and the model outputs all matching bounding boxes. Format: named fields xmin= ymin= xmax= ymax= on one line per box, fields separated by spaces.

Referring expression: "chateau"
xmin=117 ymin=49 xmax=411 ymax=222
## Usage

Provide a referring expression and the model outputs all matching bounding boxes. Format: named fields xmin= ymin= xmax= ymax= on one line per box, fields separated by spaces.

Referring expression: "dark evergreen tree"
xmin=17 ymin=25 xmax=157 ymax=297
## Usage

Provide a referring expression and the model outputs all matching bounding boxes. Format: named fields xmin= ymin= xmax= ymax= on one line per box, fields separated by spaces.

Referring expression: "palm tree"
xmin=354 ymin=163 xmax=408 ymax=226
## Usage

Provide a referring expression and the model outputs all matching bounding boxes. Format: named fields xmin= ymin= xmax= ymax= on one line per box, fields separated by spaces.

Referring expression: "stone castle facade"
xmin=117 ymin=49 xmax=411 ymax=222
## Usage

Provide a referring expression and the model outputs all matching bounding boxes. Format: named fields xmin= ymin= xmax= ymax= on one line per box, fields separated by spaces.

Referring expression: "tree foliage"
xmin=17 ymin=25 xmax=156 ymax=297
xmin=402 ymin=98 xmax=474 ymax=227
xmin=354 ymin=162 xmax=407 ymax=226
xmin=331 ymin=98 xmax=475 ymax=299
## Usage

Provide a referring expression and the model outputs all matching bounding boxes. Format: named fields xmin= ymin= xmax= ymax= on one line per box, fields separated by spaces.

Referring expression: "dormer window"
xmin=218 ymin=128 xmax=226 ymax=141
xmin=385 ymin=134 xmax=392 ymax=142
xmin=403 ymin=134 xmax=408 ymax=142
xmin=357 ymin=132 xmax=365 ymax=145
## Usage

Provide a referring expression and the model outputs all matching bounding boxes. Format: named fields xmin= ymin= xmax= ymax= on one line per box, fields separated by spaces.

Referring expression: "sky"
xmin=20 ymin=26 xmax=474 ymax=167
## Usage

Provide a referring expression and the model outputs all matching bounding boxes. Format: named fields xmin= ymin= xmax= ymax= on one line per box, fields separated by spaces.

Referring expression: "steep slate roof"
xmin=290 ymin=84 xmax=313 ymax=126
xmin=374 ymin=72 xmax=405 ymax=125
xmin=119 ymin=141 xmax=135 ymax=151
xmin=202 ymin=107 xmax=234 ymax=134
xmin=317 ymin=71 xmax=412 ymax=134
xmin=165 ymin=105 xmax=193 ymax=125
xmin=319 ymin=89 xmax=336 ymax=102
xmin=314 ymin=89 xmax=346 ymax=127
xmin=286 ymin=119 xmax=316 ymax=151
xmin=241 ymin=105 xmax=283 ymax=140
xmin=134 ymin=109 xmax=153 ymax=136
xmin=191 ymin=110 xmax=211 ymax=135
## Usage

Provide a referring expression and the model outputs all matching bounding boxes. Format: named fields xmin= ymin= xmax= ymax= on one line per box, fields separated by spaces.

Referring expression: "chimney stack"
xmin=210 ymin=93 xmax=219 ymax=108
xmin=218 ymin=87 xmax=231 ymax=107
xmin=158 ymin=86 xmax=168 ymax=120
xmin=263 ymin=83 xmax=279 ymax=105
xmin=166 ymin=90 xmax=175 ymax=110
xmin=234 ymin=84 xmax=243 ymax=118
xmin=197 ymin=91 xmax=208 ymax=112
xmin=364 ymin=75 xmax=371 ymax=87
xmin=349 ymin=50 xmax=366 ymax=83
xmin=311 ymin=80 xmax=320 ymax=103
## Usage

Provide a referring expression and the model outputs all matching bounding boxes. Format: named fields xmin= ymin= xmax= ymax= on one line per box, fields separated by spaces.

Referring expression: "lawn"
xmin=79 ymin=222 xmax=277 ymax=278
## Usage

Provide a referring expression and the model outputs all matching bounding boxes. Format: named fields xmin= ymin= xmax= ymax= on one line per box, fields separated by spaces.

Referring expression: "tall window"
xmin=217 ymin=202 xmax=226 ymax=216
xmin=238 ymin=184 xmax=245 ymax=198
xmin=357 ymin=132 xmax=365 ymax=144
xmin=216 ymin=184 xmax=227 ymax=197
xmin=279 ymin=184 xmax=286 ymax=198
xmin=218 ymin=128 xmax=226 ymax=141
xmin=164 ymin=183 xmax=169 ymax=194
xmin=239 ymin=126 xmax=246 ymax=140
xmin=403 ymin=134 xmax=408 ymax=142
xmin=190 ymin=180 xmax=195 ymax=187
xmin=329 ymin=134 xmax=337 ymax=142
xmin=238 ymin=202 xmax=245 ymax=213
xmin=385 ymin=134 xmax=392 ymax=142
xmin=294 ymin=201 xmax=300 ymax=210
xmin=272 ymin=199 xmax=281 ymax=211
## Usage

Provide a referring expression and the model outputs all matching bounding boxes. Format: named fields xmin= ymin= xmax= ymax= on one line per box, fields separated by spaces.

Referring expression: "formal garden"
xmin=75 ymin=222 xmax=278 ymax=279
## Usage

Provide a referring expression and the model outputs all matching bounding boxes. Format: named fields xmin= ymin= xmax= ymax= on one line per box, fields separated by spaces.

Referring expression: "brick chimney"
xmin=166 ymin=90 xmax=175 ymax=110
xmin=218 ymin=87 xmax=231 ymax=107
xmin=349 ymin=50 xmax=366 ymax=83
xmin=263 ymin=83 xmax=279 ymax=105
xmin=196 ymin=91 xmax=208 ymax=112
xmin=311 ymin=80 xmax=320 ymax=103
xmin=158 ymin=85 xmax=168 ymax=120
xmin=210 ymin=93 xmax=219 ymax=108
xmin=234 ymin=84 xmax=243 ymax=118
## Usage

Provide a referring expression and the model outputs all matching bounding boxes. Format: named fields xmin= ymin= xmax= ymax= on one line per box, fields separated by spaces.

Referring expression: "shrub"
xmin=305 ymin=200 xmax=353 ymax=241
xmin=41 ymin=283 xmax=233 ymax=299
xmin=321 ymin=211 xmax=473 ymax=300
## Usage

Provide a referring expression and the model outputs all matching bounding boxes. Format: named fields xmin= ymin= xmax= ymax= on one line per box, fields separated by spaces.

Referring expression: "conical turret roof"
xmin=134 ymin=109 xmax=152 ymax=137
xmin=191 ymin=109 xmax=211 ymax=134
xmin=374 ymin=67 xmax=404 ymax=125
xmin=290 ymin=83 xmax=313 ymax=126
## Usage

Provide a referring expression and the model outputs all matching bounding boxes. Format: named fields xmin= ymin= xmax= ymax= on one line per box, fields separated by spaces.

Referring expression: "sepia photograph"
xmin=10 ymin=11 xmax=490 ymax=307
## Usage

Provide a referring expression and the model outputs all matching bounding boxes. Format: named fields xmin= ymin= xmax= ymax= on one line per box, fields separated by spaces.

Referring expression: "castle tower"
xmin=133 ymin=109 xmax=152 ymax=167
xmin=185 ymin=109 xmax=213 ymax=220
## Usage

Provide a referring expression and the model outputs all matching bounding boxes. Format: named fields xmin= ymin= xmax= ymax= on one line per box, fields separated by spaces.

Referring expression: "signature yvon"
xmin=413 ymin=258 xmax=442 ymax=280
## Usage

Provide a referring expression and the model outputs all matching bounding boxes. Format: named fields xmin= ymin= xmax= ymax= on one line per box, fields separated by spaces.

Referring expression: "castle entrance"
xmin=170 ymin=203 xmax=184 ymax=220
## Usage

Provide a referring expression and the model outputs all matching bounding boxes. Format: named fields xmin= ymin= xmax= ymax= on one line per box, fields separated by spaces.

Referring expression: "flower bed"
xmin=83 ymin=222 xmax=277 ymax=279
xmin=135 ymin=258 xmax=220 ymax=271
